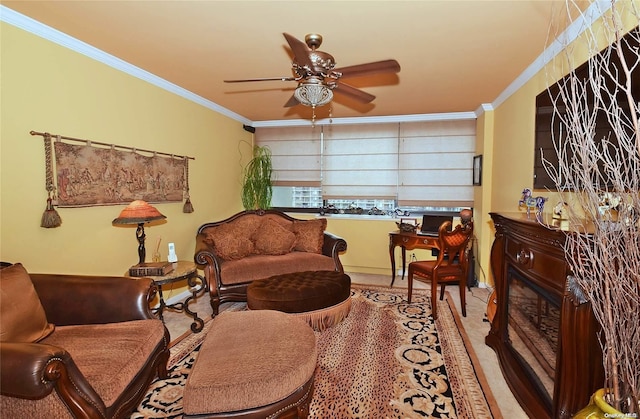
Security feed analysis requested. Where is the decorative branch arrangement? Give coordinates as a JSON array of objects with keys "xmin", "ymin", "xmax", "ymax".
[
  {"xmin": 543, "ymin": 1, "xmax": 639, "ymax": 414},
  {"xmin": 32, "ymin": 131, "xmax": 196, "ymax": 227}
]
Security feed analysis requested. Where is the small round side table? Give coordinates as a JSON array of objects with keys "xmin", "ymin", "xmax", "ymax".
[{"xmin": 147, "ymin": 261, "xmax": 208, "ymax": 333}]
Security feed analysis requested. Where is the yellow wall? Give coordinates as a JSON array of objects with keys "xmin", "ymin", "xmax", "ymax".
[
  {"xmin": 0, "ymin": 22, "xmax": 249, "ymax": 276},
  {"xmin": 473, "ymin": 110, "xmax": 495, "ymax": 285},
  {"xmin": 269, "ymin": 215, "xmax": 443, "ymax": 291},
  {"xmin": 0, "ymin": 17, "xmax": 483, "ymax": 287},
  {"xmin": 491, "ymin": 80, "xmax": 542, "ymax": 212},
  {"xmin": 3, "ymin": 5, "xmax": 636, "ymax": 289},
  {"xmin": 305, "ymin": 216, "xmax": 418, "ymax": 277},
  {"xmin": 489, "ymin": 4, "xmax": 640, "ymax": 214},
  {"xmin": 485, "ymin": 4, "xmax": 639, "ymax": 285}
]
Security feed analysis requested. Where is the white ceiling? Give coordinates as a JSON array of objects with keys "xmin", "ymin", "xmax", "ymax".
[{"xmin": 2, "ymin": 1, "xmax": 591, "ymax": 124}]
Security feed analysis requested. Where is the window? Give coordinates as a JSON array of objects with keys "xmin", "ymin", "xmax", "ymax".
[
  {"xmin": 398, "ymin": 120, "xmax": 475, "ymax": 207},
  {"xmin": 273, "ymin": 186, "xmax": 322, "ymax": 208},
  {"xmin": 258, "ymin": 119, "xmax": 476, "ymax": 214},
  {"xmin": 255, "ymin": 125, "xmax": 321, "ymax": 188},
  {"xmin": 323, "ymin": 123, "xmax": 399, "ymax": 200}
]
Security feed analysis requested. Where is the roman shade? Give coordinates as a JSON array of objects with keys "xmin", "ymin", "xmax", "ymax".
[
  {"xmin": 256, "ymin": 119, "xmax": 476, "ymax": 207},
  {"xmin": 254, "ymin": 125, "xmax": 321, "ymax": 187}
]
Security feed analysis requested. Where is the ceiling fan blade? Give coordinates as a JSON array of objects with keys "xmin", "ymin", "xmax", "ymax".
[
  {"xmin": 284, "ymin": 95, "xmax": 299, "ymax": 107},
  {"xmin": 224, "ymin": 77, "xmax": 296, "ymax": 83},
  {"xmin": 283, "ymin": 33, "xmax": 314, "ymax": 69},
  {"xmin": 333, "ymin": 83, "xmax": 376, "ymax": 103},
  {"xmin": 333, "ymin": 59, "xmax": 401, "ymax": 79}
]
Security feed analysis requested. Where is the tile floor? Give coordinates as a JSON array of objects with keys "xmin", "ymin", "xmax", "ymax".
[{"xmin": 161, "ymin": 271, "xmax": 529, "ymax": 418}]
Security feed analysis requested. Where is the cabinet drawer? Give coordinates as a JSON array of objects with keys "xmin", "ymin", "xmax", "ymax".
[{"xmin": 505, "ymin": 235, "xmax": 567, "ymax": 294}]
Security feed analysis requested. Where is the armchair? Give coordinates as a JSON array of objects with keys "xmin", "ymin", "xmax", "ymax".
[{"xmin": 0, "ymin": 263, "xmax": 170, "ymax": 418}]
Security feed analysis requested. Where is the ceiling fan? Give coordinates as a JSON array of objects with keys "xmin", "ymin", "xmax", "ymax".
[{"xmin": 224, "ymin": 33, "xmax": 401, "ymax": 111}]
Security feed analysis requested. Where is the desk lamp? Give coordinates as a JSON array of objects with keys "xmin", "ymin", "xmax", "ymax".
[
  {"xmin": 112, "ymin": 200, "xmax": 166, "ymax": 265},
  {"xmin": 460, "ymin": 209, "xmax": 473, "ymax": 226}
]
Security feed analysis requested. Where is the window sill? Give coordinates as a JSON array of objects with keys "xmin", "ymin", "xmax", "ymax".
[{"xmin": 284, "ymin": 211, "xmax": 401, "ymax": 222}]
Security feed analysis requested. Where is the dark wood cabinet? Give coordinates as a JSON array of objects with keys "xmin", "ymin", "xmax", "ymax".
[{"xmin": 486, "ymin": 212, "xmax": 603, "ymax": 419}]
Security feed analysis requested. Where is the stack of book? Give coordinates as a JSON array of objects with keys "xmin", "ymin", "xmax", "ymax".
[{"xmin": 129, "ymin": 262, "xmax": 174, "ymax": 277}]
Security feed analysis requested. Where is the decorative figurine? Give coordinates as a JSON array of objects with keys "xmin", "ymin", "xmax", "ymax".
[
  {"xmin": 396, "ymin": 217, "xmax": 419, "ymax": 232},
  {"xmin": 553, "ymin": 201, "xmax": 568, "ymax": 220},
  {"xmin": 598, "ymin": 192, "xmax": 621, "ymax": 220},
  {"xmin": 518, "ymin": 188, "xmax": 547, "ymax": 218}
]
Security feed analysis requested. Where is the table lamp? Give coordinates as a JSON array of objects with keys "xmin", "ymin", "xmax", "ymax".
[
  {"xmin": 113, "ymin": 200, "xmax": 166, "ymax": 265},
  {"xmin": 460, "ymin": 209, "xmax": 473, "ymax": 226}
]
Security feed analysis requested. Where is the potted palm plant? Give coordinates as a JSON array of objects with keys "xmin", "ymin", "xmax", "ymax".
[
  {"xmin": 543, "ymin": 1, "xmax": 639, "ymax": 415},
  {"xmin": 241, "ymin": 145, "xmax": 273, "ymax": 210}
]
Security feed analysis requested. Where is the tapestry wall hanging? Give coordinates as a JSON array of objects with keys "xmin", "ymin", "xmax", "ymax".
[
  {"xmin": 54, "ymin": 141, "xmax": 187, "ymax": 206},
  {"xmin": 32, "ymin": 131, "xmax": 194, "ymax": 225}
]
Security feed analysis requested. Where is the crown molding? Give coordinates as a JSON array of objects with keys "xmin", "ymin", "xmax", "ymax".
[
  {"xmin": 475, "ymin": 103, "xmax": 494, "ymax": 117},
  {"xmin": 490, "ymin": 0, "xmax": 610, "ymax": 110},
  {"xmin": 0, "ymin": 5, "xmax": 252, "ymax": 126},
  {"xmin": 1, "ymin": 2, "xmax": 610, "ymax": 128},
  {"xmin": 252, "ymin": 111, "xmax": 478, "ymax": 128}
]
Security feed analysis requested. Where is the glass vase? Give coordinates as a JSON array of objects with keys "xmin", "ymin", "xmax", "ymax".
[{"xmin": 573, "ymin": 389, "xmax": 625, "ymax": 419}]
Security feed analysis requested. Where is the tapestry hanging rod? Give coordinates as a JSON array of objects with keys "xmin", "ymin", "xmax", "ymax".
[{"xmin": 30, "ymin": 130, "xmax": 195, "ymax": 161}]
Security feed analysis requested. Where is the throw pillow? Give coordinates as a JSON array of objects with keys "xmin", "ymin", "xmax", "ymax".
[
  {"xmin": 205, "ymin": 224, "xmax": 255, "ymax": 260},
  {"xmin": 292, "ymin": 218, "xmax": 327, "ymax": 253},
  {"xmin": 252, "ymin": 218, "xmax": 296, "ymax": 255},
  {"xmin": 0, "ymin": 263, "xmax": 55, "ymax": 342},
  {"xmin": 230, "ymin": 215, "xmax": 262, "ymax": 236}
]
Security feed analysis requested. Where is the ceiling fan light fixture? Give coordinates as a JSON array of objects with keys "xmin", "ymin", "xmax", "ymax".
[{"xmin": 294, "ymin": 83, "xmax": 333, "ymax": 108}]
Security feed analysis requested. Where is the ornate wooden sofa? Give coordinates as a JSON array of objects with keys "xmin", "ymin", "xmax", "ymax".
[
  {"xmin": 195, "ymin": 209, "xmax": 347, "ymax": 314},
  {"xmin": 0, "ymin": 263, "xmax": 170, "ymax": 418}
]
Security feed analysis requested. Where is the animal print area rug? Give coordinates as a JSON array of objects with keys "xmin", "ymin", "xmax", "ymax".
[{"xmin": 130, "ymin": 285, "xmax": 499, "ymax": 418}]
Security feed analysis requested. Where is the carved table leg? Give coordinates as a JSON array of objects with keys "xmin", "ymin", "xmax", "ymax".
[{"xmin": 184, "ymin": 274, "xmax": 208, "ymax": 333}]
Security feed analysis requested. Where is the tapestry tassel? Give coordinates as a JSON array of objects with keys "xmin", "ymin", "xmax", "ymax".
[
  {"xmin": 183, "ymin": 158, "xmax": 194, "ymax": 213},
  {"xmin": 183, "ymin": 197, "xmax": 194, "ymax": 213},
  {"xmin": 41, "ymin": 197, "xmax": 62, "ymax": 228},
  {"xmin": 41, "ymin": 133, "xmax": 62, "ymax": 228}
]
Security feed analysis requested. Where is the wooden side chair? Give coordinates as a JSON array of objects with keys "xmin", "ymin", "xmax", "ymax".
[{"xmin": 407, "ymin": 220, "xmax": 474, "ymax": 320}]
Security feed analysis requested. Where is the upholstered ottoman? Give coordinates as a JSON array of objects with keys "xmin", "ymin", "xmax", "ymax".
[
  {"xmin": 183, "ymin": 310, "xmax": 317, "ymax": 419},
  {"xmin": 247, "ymin": 270, "xmax": 351, "ymax": 331}
]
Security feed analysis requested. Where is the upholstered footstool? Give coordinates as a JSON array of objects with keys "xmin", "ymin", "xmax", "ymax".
[
  {"xmin": 183, "ymin": 310, "xmax": 317, "ymax": 419},
  {"xmin": 247, "ymin": 270, "xmax": 351, "ymax": 331}
]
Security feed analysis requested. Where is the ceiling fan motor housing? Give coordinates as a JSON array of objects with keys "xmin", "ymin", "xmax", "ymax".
[
  {"xmin": 309, "ymin": 51, "xmax": 335, "ymax": 74},
  {"xmin": 294, "ymin": 50, "xmax": 336, "ymax": 79}
]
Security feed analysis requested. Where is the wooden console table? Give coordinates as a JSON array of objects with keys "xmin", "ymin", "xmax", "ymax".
[
  {"xmin": 487, "ymin": 212, "xmax": 603, "ymax": 419},
  {"xmin": 388, "ymin": 231, "xmax": 438, "ymax": 286}
]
